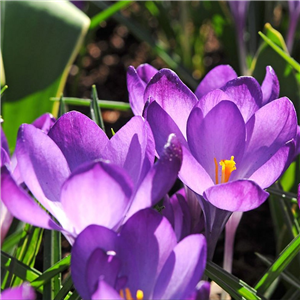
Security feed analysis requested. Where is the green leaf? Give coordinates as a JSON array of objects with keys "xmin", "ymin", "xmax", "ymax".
[
  {"xmin": 90, "ymin": 85, "xmax": 105, "ymax": 131},
  {"xmin": 205, "ymin": 261, "xmax": 264, "ymax": 300},
  {"xmin": 0, "ymin": 84, "xmax": 8, "ymax": 95},
  {"xmin": 50, "ymin": 97, "xmax": 131, "ymax": 111},
  {"xmin": 255, "ymin": 233, "xmax": 300, "ymax": 294},
  {"xmin": 31, "ymin": 255, "xmax": 70, "ymax": 289},
  {"xmin": 53, "ymin": 274, "xmax": 73, "ymax": 300},
  {"xmin": 1, "ymin": 1, "xmax": 90, "ymax": 149},
  {"xmin": 89, "ymin": 0, "xmax": 133, "ymax": 30}
]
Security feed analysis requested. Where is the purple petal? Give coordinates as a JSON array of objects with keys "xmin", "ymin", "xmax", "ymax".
[
  {"xmin": 127, "ymin": 66, "xmax": 148, "ymax": 116},
  {"xmin": 179, "ymin": 147, "xmax": 214, "ymax": 195},
  {"xmin": 119, "ymin": 209, "xmax": 177, "ymax": 299},
  {"xmin": 194, "ymin": 89, "xmax": 230, "ymax": 117},
  {"xmin": 136, "ymin": 63, "xmax": 158, "ymax": 83},
  {"xmin": 146, "ymin": 101, "xmax": 188, "ymax": 152},
  {"xmin": 102, "ymin": 116, "xmax": 155, "ymax": 186},
  {"xmin": 221, "ymin": 77, "xmax": 262, "ymax": 122},
  {"xmin": 1, "ymin": 126, "xmax": 9, "ymax": 155},
  {"xmin": 61, "ymin": 161, "xmax": 133, "ymax": 235},
  {"xmin": 125, "ymin": 134, "xmax": 182, "ymax": 220},
  {"xmin": 48, "ymin": 111, "xmax": 108, "ymax": 172},
  {"xmin": 71, "ymin": 225, "xmax": 119, "ymax": 300},
  {"xmin": 1, "ymin": 147, "xmax": 10, "ymax": 167},
  {"xmin": 249, "ymin": 144, "xmax": 292, "ymax": 189},
  {"xmin": 153, "ymin": 234, "xmax": 207, "ymax": 300},
  {"xmin": 32, "ymin": 113, "xmax": 55, "ymax": 133},
  {"xmin": 0, "ymin": 200, "xmax": 13, "ymax": 243},
  {"xmin": 203, "ymin": 180, "xmax": 269, "ymax": 212},
  {"xmin": 16, "ymin": 124, "xmax": 70, "ymax": 218},
  {"xmin": 86, "ymin": 248, "xmax": 122, "ymax": 297},
  {"xmin": 92, "ymin": 279, "xmax": 122, "ymax": 300},
  {"xmin": 240, "ymin": 97, "xmax": 297, "ymax": 180},
  {"xmin": 261, "ymin": 66, "xmax": 280, "ymax": 105},
  {"xmin": 195, "ymin": 65, "xmax": 237, "ymax": 99},
  {"xmin": 187, "ymin": 101, "xmax": 246, "ymax": 183},
  {"xmin": 144, "ymin": 69, "xmax": 198, "ymax": 136},
  {"xmin": 1, "ymin": 283, "xmax": 36, "ymax": 300},
  {"xmin": 1, "ymin": 166, "xmax": 63, "ymax": 231}
]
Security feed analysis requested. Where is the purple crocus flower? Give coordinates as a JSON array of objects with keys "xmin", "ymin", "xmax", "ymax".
[
  {"xmin": 127, "ymin": 64, "xmax": 280, "ymax": 117},
  {"xmin": 0, "ymin": 283, "xmax": 36, "ymax": 300},
  {"xmin": 137, "ymin": 66, "xmax": 297, "ymax": 257},
  {"xmin": 1, "ymin": 112, "xmax": 182, "ymax": 243},
  {"xmin": 0, "ymin": 114, "xmax": 55, "ymax": 243},
  {"xmin": 71, "ymin": 208, "xmax": 209, "ymax": 300},
  {"xmin": 286, "ymin": 1, "xmax": 300, "ymax": 53}
]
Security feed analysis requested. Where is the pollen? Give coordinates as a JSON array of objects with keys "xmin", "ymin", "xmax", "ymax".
[
  {"xmin": 119, "ymin": 288, "xmax": 144, "ymax": 300},
  {"xmin": 214, "ymin": 156, "xmax": 236, "ymax": 184}
]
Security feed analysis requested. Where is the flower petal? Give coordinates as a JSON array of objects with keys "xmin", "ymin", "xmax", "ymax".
[
  {"xmin": 32, "ymin": 113, "xmax": 55, "ymax": 133},
  {"xmin": 136, "ymin": 63, "xmax": 158, "ymax": 83},
  {"xmin": 261, "ymin": 66, "xmax": 280, "ymax": 105},
  {"xmin": 1, "ymin": 166, "xmax": 63, "ymax": 231},
  {"xmin": 91, "ymin": 279, "xmax": 122, "ymax": 300},
  {"xmin": 125, "ymin": 134, "xmax": 182, "ymax": 220},
  {"xmin": 119, "ymin": 209, "xmax": 177, "ymax": 299},
  {"xmin": 71, "ymin": 225, "xmax": 119, "ymax": 300},
  {"xmin": 15, "ymin": 124, "xmax": 70, "ymax": 219},
  {"xmin": 195, "ymin": 65, "xmax": 237, "ymax": 99},
  {"xmin": 144, "ymin": 69, "xmax": 198, "ymax": 136},
  {"xmin": 240, "ymin": 97, "xmax": 297, "ymax": 179},
  {"xmin": 153, "ymin": 234, "xmax": 207, "ymax": 300},
  {"xmin": 203, "ymin": 179, "xmax": 269, "ymax": 212},
  {"xmin": 61, "ymin": 161, "xmax": 133, "ymax": 235},
  {"xmin": 1, "ymin": 283, "xmax": 36, "ymax": 300},
  {"xmin": 221, "ymin": 76, "xmax": 262, "ymax": 122},
  {"xmin": 1, "ymin": 126, "xmax": 9, "ymax": 155},
  {"xmin": 48, "ymin": 111, "xmax": 108, "ymax": 172},
  {"xmin": 127, "ymin": 66, "xmax": 148, "ymax": 116},
  {"xmin": 102, "ymin": 116, "xmax": 154, "ymax": 186},
  {"xmin": 187, "ymin": 101, "xmax": 246, "ymax": 182}
]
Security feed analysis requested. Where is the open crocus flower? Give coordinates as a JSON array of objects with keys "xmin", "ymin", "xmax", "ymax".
[
  {"xmin": 127, "ymin": 63, "xmax": 280, "ymax": 116},
  {"xmin": 0, "ymin": 283, "xmax": 36, "ymax": 300},
  {"xmin": 1, "ymin": 112, "xmax": 182, "ymax": 243},
  {"xmin": 71, "ymin": 208, "xmax": 209, "ymax": 300},
  {"xmin": 142, "ymin": 67, "xmax": 298, "ymax": 257},
  {"xmin": 0, "ymin": 114, "xmax": 55, "ymax": 243}
]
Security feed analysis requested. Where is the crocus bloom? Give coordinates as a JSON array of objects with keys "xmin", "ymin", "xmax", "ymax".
[
  {"xmin": 0, "ymin": 114, "xmax": 55, "ymax": 243},
  {"xmin": 286, "ymin": 1, "xmax": 300, "ymax": 53},
  {"xmin": 140, "ymin": 66, "xmax": 297, "ymax": 256},
  {"xmin": 1, "ymin": 112, "xmax": 182, "ymax": 243},
  {"xmin": 0, "ymin": 283, "xmax": 36, "ymax": 300},
  {"xmin": 71, "ymin": 208, "xmax": 209, "ymax": 300},
  {"xmin": 127, "ymin": 64, "xmax": 279, "ymax": 117}
]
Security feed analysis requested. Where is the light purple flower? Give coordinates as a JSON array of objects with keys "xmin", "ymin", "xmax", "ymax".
[
  {"xmin": 1, "ymin": 112, "xmax": 182, "ymax": 243},
  {"xmin": 127, "ymin": 64, "xmax": 280, "ymax": 117},
  {"xmin": 0, "ymin": 114, "xmax": 55, "ymax": 243},
  {"xmin": 286, "ymin": 1, "xmax": 300, "ymax": 52},
  {"xmin": 141, "ymin": 67, "xmax": 297, "ymax": 257},
  {"xmin": 71, "ymin": 208, "xmax": 208, "ymax": 300},
  {"xmin": 0, "ymin": 283, "xmax": 36, "ymax": 300}
]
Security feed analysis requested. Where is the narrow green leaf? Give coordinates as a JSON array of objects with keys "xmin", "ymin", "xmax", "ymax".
[
  {"xmin": 58, "ymin": 94, "xmax": 66, "ymax": 117},
  {"xmin": 1, "ymin": 227, "xmax": 26, "ymax": 253},
  {"xmin": 205, "ymin": 261, "xmax": 264, "ymax": 300},
  {"xmin": 0, "ymin": 84, "xmax": 8, "ymax": 95},
  {"xmin": 90, "ymin": 85, "xmax": 105, "ymax": 131},
  {"xmin": 89, "ymin": 0, "xmax": 133, "ymax": 30},
  {"xmin": 255, "ymin": 252, "xmax": 300, "ymax": 290},
  {"xmin": 1, "ymin": 251, "xmax": 42, "ymax": 292},
  {"xmin": 67, "ymin": 289, "xmax": 80, "ymax": 300},
  {"xmin": 31, "ymin": 255, "xmax": 70, "ymax": 289},
  {"xmin": 43, "ymin": 230, "xmax": 61, "ymax": 300},
  {"xmin": 258, "ymin": 31, "xmax": 300, "ymax": 73},
  {"xmin": 50, "ymin": 97, "xmax": 131, "ymax": 111},
  {"xmin": 53, "ymin": 274, "xmax": 73, "ymax": 300},
  {"xmin": 266, "ymin": 186, "xmax": 297, "ymax": 204},
  {"xmin": 255, "ymin": 233, "xmax": 300, "ymax": 294}
]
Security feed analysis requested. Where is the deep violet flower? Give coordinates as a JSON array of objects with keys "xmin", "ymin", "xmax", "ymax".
[
  {"xmin": 134, "ymin": 66, "xmax": 297, "ymax": 257},
  {"xmin": 0, "ymin": 114, "xmax": 55, "ymax": 243},
  {"xmin": 71, "ymin": 208, "xmax": 209, "ymax": 300},
  {"xmin": 1, "ymin": 112, "xmax": 182, "ymax": 244},
  {"xmin": 127, "ymin": 64, "xmax": 280, "ymax": 116},
  {"xmin": 0, "ymin": 283, "xmax": 36, "ymax": 300}
]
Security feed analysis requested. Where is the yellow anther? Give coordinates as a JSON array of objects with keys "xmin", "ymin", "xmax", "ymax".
[
  {"xmin": 219, "ymin": 156, "xmax": 236, "ymax": 183},
  {"xmin": 125, "ymin": 288, "xmax": 133, "ymax": 300},
  {"xmin": 214, "ymin": 157, "xmax": 219, "ymax": 184},
  {"xmin": 136, "ymin": 290, "xmax": 144, "ymax": 300},
  {"xmin": 120, "ymin": 290, "xmax": 125, "ymax": 299}
]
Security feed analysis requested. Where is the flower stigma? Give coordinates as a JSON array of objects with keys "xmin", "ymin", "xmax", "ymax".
[
  {"xmin": 119, "ymin": 288, "xmax": 144, "ymax": 300},
  {"xmin": 214, "ymin": 156, "xmax": 236, "ymax": 184}
]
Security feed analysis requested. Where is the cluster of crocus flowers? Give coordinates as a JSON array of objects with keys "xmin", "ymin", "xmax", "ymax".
[{"xmin": 127, "ymin": 63, "xmax": 299, "ymax": 256}]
